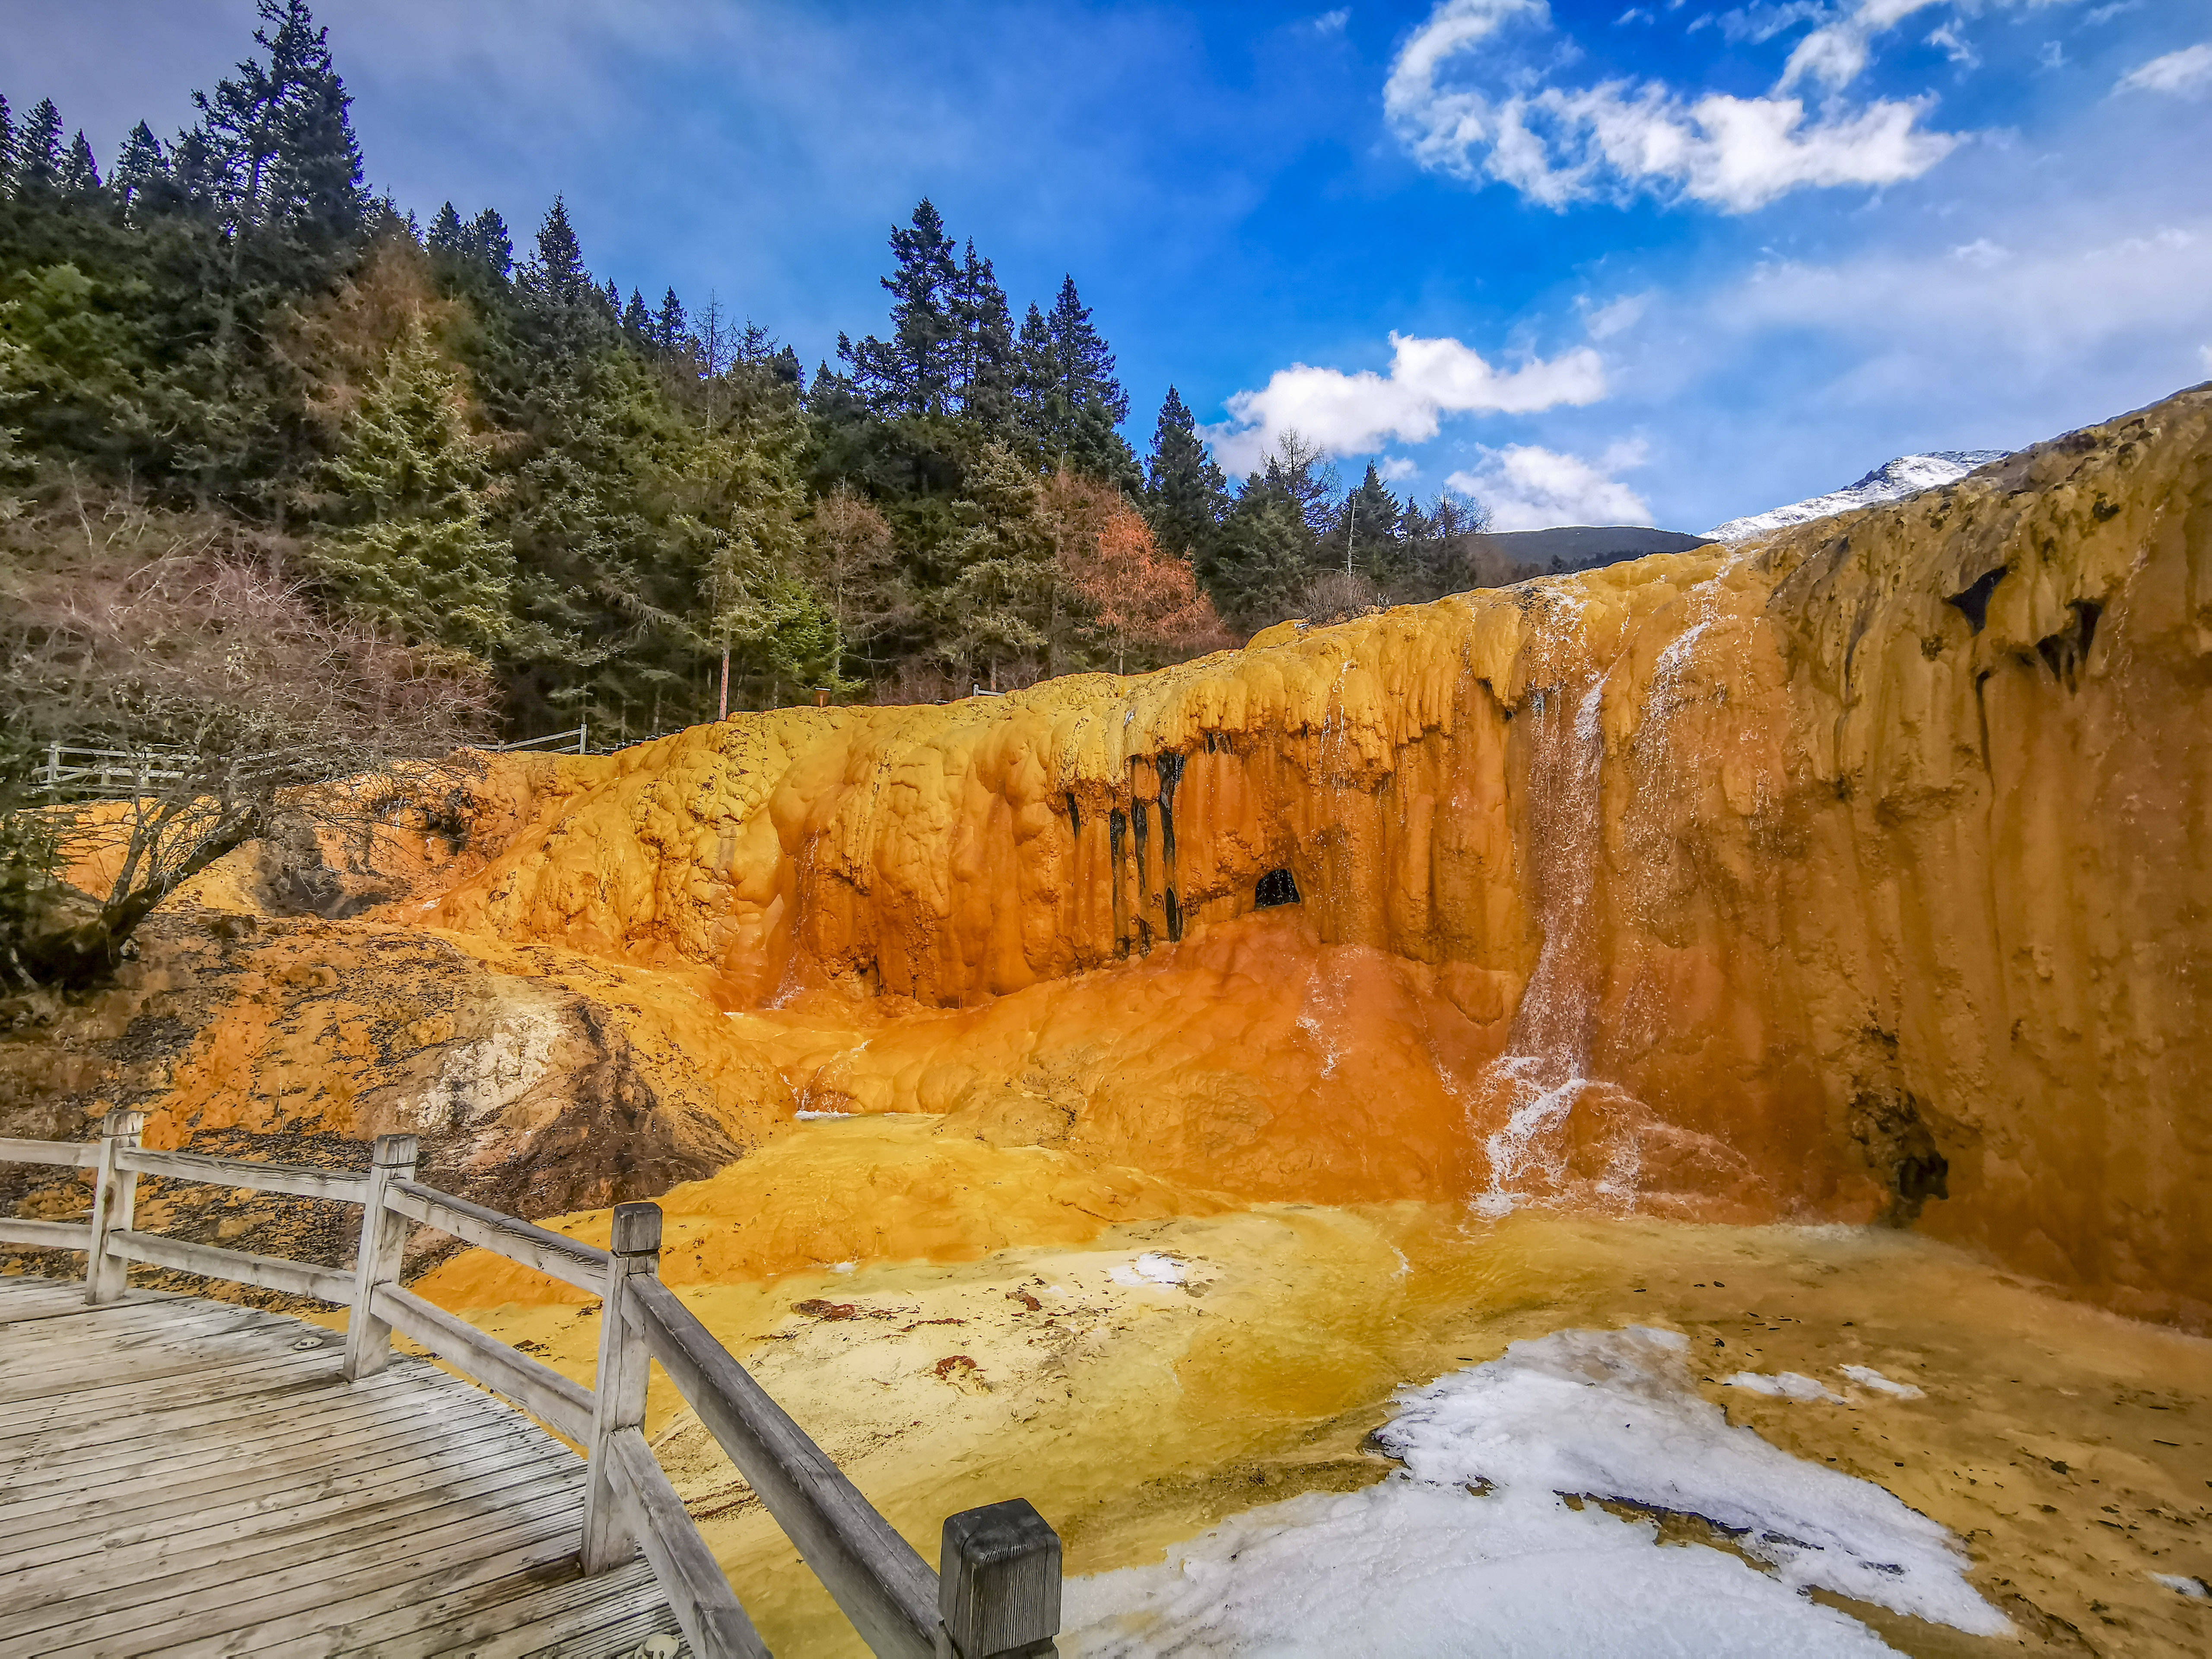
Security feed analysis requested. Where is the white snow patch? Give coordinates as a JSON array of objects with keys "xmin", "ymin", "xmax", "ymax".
[
  {"xmin": 1709, "ymin": 451, "xmax": 2008, "ymax": 543},
  {"xmin": 1840, "ymin": 1365, "xmax": 1925, "ymax": 1400},
  {"xmin": 795, "ymin": 1109, "xmax": 856, "ymax": 1121},
  {"xmin": 420, "ymin": 899, "xmax": 439, "ymax": 910},
  {"xmin": 1726, "ymin": 1370, "xmax": 1845, "ymax": 1402},
  {"xmin": 828, "ymin": 1260, "xmax": 856, "ymax": 1275},
  {"xmin": 1109, "ymin": 1253, "xmax": 1188, "ymax": 1289},
  {"xmin": 2152, "ymin": 1572, "xmax": 2209, "ymax": 1600},
  {"xmin": 1063, "ymin": 1326, "xmax": 2009, "ymax": 1656}
]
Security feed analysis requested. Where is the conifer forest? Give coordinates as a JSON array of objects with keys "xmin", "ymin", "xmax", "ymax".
[{"xmin": 0, "ymin": 1, "xmax": 1499, "ymax": 756}]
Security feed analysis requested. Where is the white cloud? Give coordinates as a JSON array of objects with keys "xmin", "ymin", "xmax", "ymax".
[
  {"xmin": 1312, "ymin": 8, "xmax": 1352, "ymax": 33},
  {"xmin": 1927, "ymin": 22, "xmax": 1977, "ymax": 68},
  {"xmin": 2116, "ymin": 44, "xmax": 2212, "ymax": 97},
  {"xmin": 1715, "ymin": 222, "xmax": 2212, "ymax": 388},
  {"xmin": 1206, "ymin": 333, "xmax": 1607, "ymax": 470},
  {"xmin": 1583, "ymin": 292, "xmax": 1650, "ymax": 338},
  {"xmin": 1379, "ymin": 455, "xmax": 1420, "ymax": 481},
  {"xmin": 1447, "ymin": 440, "xmax": 1654, "ymax": 530},
  {"xmin": 1777, "ymin": 1, "xmax": 1945, "ymax": 94},
  {"xmin": 1384, "ymin": 0, "xmax": 1959, "ymax": 212}
]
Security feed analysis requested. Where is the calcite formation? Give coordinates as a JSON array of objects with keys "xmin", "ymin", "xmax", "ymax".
[
  {"xmin": 413, "ymin": 387, "xmax": 2209, "ymax": 1325},
  {"xmin": 16, "ymin": 386, "xmax": 2204, "ymax": 1329}
]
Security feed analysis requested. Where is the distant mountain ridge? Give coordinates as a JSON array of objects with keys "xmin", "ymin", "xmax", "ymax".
[
  {"xmin": 1452, "ymin": 525, "xmax": 1713, "ymax": 588},
  {"xmin": 1709, "ymin": 451, "xmax": 2010, "ymax": 543}
]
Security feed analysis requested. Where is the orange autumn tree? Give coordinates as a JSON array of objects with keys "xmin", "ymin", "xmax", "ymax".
[{"xmin": 1051, "ymin": 480, "xmax": 1230, "ymax": 674}]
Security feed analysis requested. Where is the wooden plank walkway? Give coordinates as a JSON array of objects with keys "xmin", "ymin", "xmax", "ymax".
[{"xmin": 0, "ymin": 1276, "xmax": 689, "ymax": 1659}]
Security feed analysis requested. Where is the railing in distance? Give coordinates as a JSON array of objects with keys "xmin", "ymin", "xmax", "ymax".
[{"xmin": 0, "ymin": 1116, "xmax": 1063, "ymax": 1659}]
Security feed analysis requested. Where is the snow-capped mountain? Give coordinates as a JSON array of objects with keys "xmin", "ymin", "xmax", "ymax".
[{"xmin": 1708, "ymin": 451, "xmax": 2009, "ymax": 543}]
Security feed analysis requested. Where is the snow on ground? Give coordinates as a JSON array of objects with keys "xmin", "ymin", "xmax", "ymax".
[
  {"xmin": 1841, "ymin": 1365, "xmax": 1925, "ymax": 1399},
  {"xmin": 1725, "ymin": 1369, "xmax": 1843, "ymax": 1402},
  {"xmin": 1063, "ymin": 1326, "xmax": 2008, "ymax": 1657}
]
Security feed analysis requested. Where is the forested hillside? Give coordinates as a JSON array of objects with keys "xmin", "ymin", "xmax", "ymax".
[{"xmin": 0, "ymin": 0, "xmax": 1500, "ymax": 750}]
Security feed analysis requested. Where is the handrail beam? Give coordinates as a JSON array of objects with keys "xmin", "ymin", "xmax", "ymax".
[
  {"xmin": 0, "ymin": 1138, "xmax": 102, "ymax": 1170},
  {"xmin": 105, "ymin": 1229, "xmax": 356, "ymax": 1303},
  {"xmin": 0, "ymin": 1218, "xmax": 95, "ymax": 1252},
  {"xmin": 606, "ymin": 1427, "xmax": 770, "ymax": 1659},
  {"xmin": 371, "ymin": 1282, "xmax": 595, "ymax": 1443},
  {"xmin": 630, "ymin": 1275, "xmax": 940, "ymax": 1659},
  {"xmin": 115, "ymin": 1146, "xmax": 371, "ymax": 1204},
  {"xmin": 384, "ymin": 1179, "xmax": 610, "ymax": 1294}
]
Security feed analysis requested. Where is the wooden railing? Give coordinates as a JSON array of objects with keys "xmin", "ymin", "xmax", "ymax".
[
  {"xmin": 29, "ymin": 742, "xmax": 193, "ymax": 800},
  {"xmin": 1, "ymin": 1112, "xmax": 1061, "ymax": 1659}
]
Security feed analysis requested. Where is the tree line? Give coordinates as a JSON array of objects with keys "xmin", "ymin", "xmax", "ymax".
[{"xmin": 2, "ymin": 2, "xmax": 1507, "ymax": 743}]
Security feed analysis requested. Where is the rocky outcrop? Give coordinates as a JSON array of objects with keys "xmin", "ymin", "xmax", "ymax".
[
  {"xmin": 414, "ymin": 386, "xmax": 2209, "ymax": 1324},
  {"xmin": 12, "ymin": 386, "xmax": 2205, "ymax": 1327}
]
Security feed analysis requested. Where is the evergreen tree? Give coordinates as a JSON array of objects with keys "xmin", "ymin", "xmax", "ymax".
[
  {"xmin": 190, "ymin": 0, "xmax": 365, "ymax": 243},
  {"xmin": 1211, "ymin": 486, "xmax": 1317, "ymax": 630},
  {"xmin": 309, "ymin": 326, "xmax": 512, "ymax": 662},
  {"xmin": 1333, "ymin": 463, "xmax": 1405, "ymax": 579},
  {"xmin": 841, "ymin": 198, "xmax": 960, "ymax": 417},
  {"xmin": 601, "ymin": 276, "xmax": 621, "ymax": 317},
  {"xmin": 950, "ymin": 238, "xmax": 1016, "ymax": 430},
  {"xmin": 426, "ymin": 201, "xmax": 466, "ymax": 257},
  {"xmin": 936, "ymin": 441, "xmax": 1062, "ymax": 688},
  {"xmin": 655, "ymin": 287, "xmax": 687, "ymax": 354},
  {"xmin": 465, "ymin": 208, "xmax": 512, "ymax": 277},
  {"xmin": 1144, "ymin": 386, "xmax": 1230, "ymax": 568},
  {"xmin": 523, "ymin": 197, "xmax": 590, "ymax": 304},
  {"xmin": 14, "ymin": 100, "xmax": 63, "ymax": 196},
  {"xmin": 58, "ymin": 133, "xmax": 101, "ymax": 201},
  {"xmin": 622, "ymin": 287, "xmax": 651, "ymax": 340},
  {"xmin": 110, "ymin": 124, "xmax": 167, "ymax": 219},
  {"xmin": 0, "ymin": 96, "xmax": 14, "ymax": 194},
  {"xmin": 1017, "ymin": 276, "xmax": 1136, "ymax": 483}
]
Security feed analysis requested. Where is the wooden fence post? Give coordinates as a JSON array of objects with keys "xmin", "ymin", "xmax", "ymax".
[
  {"xmin": 937, "ymin": 1498, "xmax": 1061, "ymax": 1659},
  {"xmin": 582, "ymin": 1201, "xmax": 661, "ymax": 1573},
  {"xmin": 84, "ymin": 1109, "xmax": 146, "ymax": 1305},
  {"xmin": 343, "ymin": 1133, "xmax": 418, "ymax": 1381}
]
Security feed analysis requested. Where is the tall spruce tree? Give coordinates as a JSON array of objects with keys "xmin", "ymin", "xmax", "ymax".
[
  {"xmin": 950, "ymin": 239, "xmax": 1017, "ymax": 430},
  {"xmin": 426, "ymin": 201, "xmax": 466, "ymax": 256},
  {"xmin": 110, "ymin": 124, "xmax": 166, "ymax": 219},
  {"xmin": 310, "ymin": 326, "xmax": 512, "ymax": 662},
  {"xmin": 465, "ymin": 208, "xmax": 512, "ymax": 277},
  {"xmin": 840, "ymin": 198, "xmax": 960, "ymax": 417},
  {"xmin": 58, "ymin": 134, "xmax": 101, "ymax": 201},
  {"xmin": 14, "ymin": 100, "xmax": 63, "ymax": 196},
  {"xmin": 1144, "ymin": 386, "xmax": 1230, "ymax": 569},
  {"xmin": 655, "ymin": 287, "xmax": 687, "ymax": 355},
  {"xmin": 1017, "ymin": 276, "xmax": 1136, "ymax": 484},
  {"xmin": 0, "ymin": 97, "xmax": 15, "ymax": 193},
  {"xmin": 189, "ymin": 0, "xmax": 365, "ymax": 244}
]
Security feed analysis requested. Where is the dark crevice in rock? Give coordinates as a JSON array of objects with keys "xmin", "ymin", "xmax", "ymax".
[{"xmin": 1946, "ymin": 566, "xmax": 2007, "ymax": 635}]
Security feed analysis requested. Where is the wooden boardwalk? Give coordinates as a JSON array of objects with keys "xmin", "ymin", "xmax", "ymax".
[{"xmin": 0, "ymin": 1276, "xmax": 686, "ymax": 1659}]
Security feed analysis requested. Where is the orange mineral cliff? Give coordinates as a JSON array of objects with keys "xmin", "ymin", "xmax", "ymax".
[{"xmin": 13, "ymin": 384, "xmax": 2208, "ymax": 1328}]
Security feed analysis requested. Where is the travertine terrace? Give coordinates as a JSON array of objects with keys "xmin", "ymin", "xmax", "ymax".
[{"xmin": 10, "ymin": 387, "xmax": 2208, "ymax": 1330}]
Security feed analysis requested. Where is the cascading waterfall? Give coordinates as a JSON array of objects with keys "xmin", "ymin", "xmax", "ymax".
[{"xmin": 1471, "ymin": 677, "xmax": 1622, "ymax": 1217}]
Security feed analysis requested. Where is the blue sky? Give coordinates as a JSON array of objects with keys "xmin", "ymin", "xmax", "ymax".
[{"xmin": 10, "ymin": 0, "xmax": 2211, "ymax": 530}]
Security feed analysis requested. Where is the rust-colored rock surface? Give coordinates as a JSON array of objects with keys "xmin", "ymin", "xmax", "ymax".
[{"xmin": 11, "ymin": 385, "xmax": 2206, "ymax": 1327}]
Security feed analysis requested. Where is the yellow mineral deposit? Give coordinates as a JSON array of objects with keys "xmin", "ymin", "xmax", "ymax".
[{"xmin": 94, "ymin": 388, "xmax": 2212, "ymax": 1655}]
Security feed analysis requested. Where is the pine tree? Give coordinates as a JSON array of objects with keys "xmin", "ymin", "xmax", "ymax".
[
  {"xmin": 1144, "ymin": 387, "xmax": 1230, "ymax": 568},
  {"xmin": 309, "ymin": 326, "xmax": 512, "ymax": 662},
  {"xmin": 426, "ymin": 201, "xmax": 466, "ymax": 256},
  {"xmin": 841, "ymin": 198, "xmax": 960, "ymax": 417},
  {"xmin": 950, "ymin": 239, "xmax": 1016, "ymax": 429},
  {"xmin": 110, "ymin": 124, "xmax": 167, "ymax": 219},
  {"xmin": 655, "ymin": 287, "xmax": 687, "ymax": 355},
  {"xmin": 261, "ymin": 2, "xmax": 366, "ymax": 243},
  {"xmin": 1040, "ymin": 276, "xmax": 1126, "ymax": 422},
  {"xmin": 622, "ymin": 288, "xmax": 651, "ymax": 340},
  {"xmin": 1016, "ymin": 276, "xmax": 1135, "ymax": 482},
  {"xmin": 465, "ymin": 208, "xmax": 513, "ymax": 277},
  {"xmin": 936, "ymin": 441, "xmax": 1063, "ymax": 688},
  {"xmin": 189, "ymin": 0, "xmax": 363, "ymax": 241},
  {"xmin": 58, "ymin": 133, "xmax": 101, "ymax": 201},
  {"xmin": 0, "ymin": 96, "xmax": 16, "ymax": 195},
  {"xmin": 601, "ymin": 276, "xmax": 621, "ymax": 317},
  {"xmin": 1335, "ymin": 463, "xmax": 1405, "ymax": 578},
  {"xmin": 521, "ymin": 196, "xmax": 592, "ymax": 308},
  {"xmin": 14, "ymin": 100, "xmax": 63, "ymax": 196}
]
